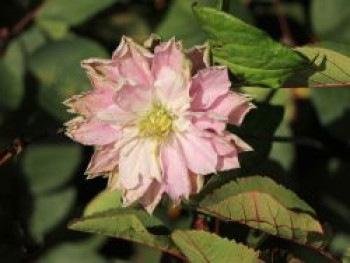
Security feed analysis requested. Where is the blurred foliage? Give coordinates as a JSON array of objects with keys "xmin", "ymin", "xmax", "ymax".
[{"xmin": 0, "ymin": 0, "xmax": 350, "ymax": 262}]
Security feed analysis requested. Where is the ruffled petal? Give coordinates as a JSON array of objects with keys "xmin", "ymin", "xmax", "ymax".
[
  {"xmin": 160, "ymin": 135, "xmax": 191, "ymax": 202},
  {"xmin": 64, "ymin": 86, "xmax": 115, "ymax": 117},
  {"xmin": 139, "ymin": 181, "xmax": 164, "ymax": 214},
  {"xmin": 65, "ymin": 117, "xmax": 120, "ymax": 146},
  {"xmin": 123, "ymin": 176, "xmax": 153, "ymax": 206},
  {"xmin": 114, "ymin": 84, "xmax": 152, "ymax": 113},
  {"xmin": 118, "ymin": 138, "xmax": 143, "ymax": 190},
  {"xmin": 112, "ymin": 36, "xmax": 154, "ymax": 87},
  {"xmin": 186, "ymin": 43, "xmax": 210, "ymax": 75},
  {"xmin": 154, "ymin": 67, "xmax": 190, "ymax": 112},
  {"xmin": 176, "ymin": 131, "xmax": 218, "ymax": 175},
  {"xmin": 86, "ymin": 144, "xmax": 120, "ymax": 175},
  {"xmin": 190, "ymin": 67, "xmax": 231, "ymax": 111},
  {"xmin": 152, "ymin": 38, "xmax": 188, "ymax": 80},
  {"xmin": 81, "ymin": 58, "xmax": 120, "ymax": 85},
  {"xmin": 96, "ymin": 105, "xmax": 137, "ymax": 125}
]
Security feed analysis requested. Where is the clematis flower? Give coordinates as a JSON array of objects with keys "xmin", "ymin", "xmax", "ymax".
[{"xmin": 64, "ymin": 36, "xmax": 255, "ymax": 213}]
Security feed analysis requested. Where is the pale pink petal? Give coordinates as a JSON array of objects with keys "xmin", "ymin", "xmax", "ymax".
[
  {"xmin": 112, "ymin": 36, "xmax": 154, "ymax": 87},
  {"xmin": 186, "ymin": 43, "xmax": 210, "ymax": 75},
  {"xmin": 139, "ymin": 139, "xmax": 161, "ymax": 181},
  {"xmin": 139, "ymin": 181, "xmax": 164, "ymax": 213},
  {"xmin": 114, "ymin": 84, "xmax": 152, "ymax": 113},
  {"xmin": 65, "ymin": 117, "xmax": 120, "ymax": 146},
  {"xmin": 176, "ymin": 132, "xmax": 218, "ymax": 175},
  {"xmin": 81, "ymin": 58, "xmax": 120, "ymax": 84},
  {"xmin": 154, "ymin": 67, "xmax": 190, "ymax": 112},
  {"xmin": 64, "ymin": 87, "xmax": 115, "ymax": 117},
  {"xmin": 123, "ymin": 177, "xmax": 153, "ymax": 206},
  {"xmin": 86, "ymin": 145, "xmax": 119, "ymax": 175},
  {"xmin": 160, "ymin": 135, "xmax": 191, "ymax": 202},
  {"xmin": 217, "ymin": 152, "xmax": 240, "ymax": 171},
  {"xmin": 190, "ymin": 67, "xmax": 231, "ymax": 111},
  {"xmin": 227, "ymin": 95, "xmax": 255, "ymax": 126},
  {"xmin": 152, "ymin": 39, "xmax": 184, "ymax": 79},
  {"xmin": 97, "ymin": 105, "xmax": 137, "ymax": 125},
  {"xmin": 229, "ymin": 133, "xmax": 253, "ymax": 152},
  {"xmin": 191, "ymin": 114, "xmax": 226, "ymax": 134},
  {"xmin": 118, "ymin": 139, "xmax": 144, "ymax": 190},
  {"xmin": 210, "ymin": 135, "xmax": 237, "ymax": 156}
]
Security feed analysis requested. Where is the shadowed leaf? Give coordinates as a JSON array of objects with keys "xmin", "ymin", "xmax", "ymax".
[
  {"xmin": 198, "ymin": 176, "xmax": 326, "ymax": 248},
  {"xmin": 172, "ymin": 230, "xmax": 260, "ymax": 263},
  {"xmin": 69, "ymin": 208, "xmax": 181, "ymax": 258}
]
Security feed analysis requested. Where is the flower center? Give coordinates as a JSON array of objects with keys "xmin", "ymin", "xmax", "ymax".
[{"xmin": 138, "ymin": 102, "xmax": 173, "ymax": 138}]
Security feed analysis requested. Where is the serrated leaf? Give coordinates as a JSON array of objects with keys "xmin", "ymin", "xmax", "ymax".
[
  {"xmin": 172, "ymin": 230, "xmax": 259, "ymax": 263},
  {"xmin": 296, "ymin": 44, "xmax": 350, "ymax": 129},
  {"xmin": 69, "ymin": 208, "xmax": 180, "ymax": 258},
  {"xmin": 29, "ymin": 37, "xmax": 107, "ymax": 120},
  {"xmin": 83, "ymin": 190, "xmax": 122, "ymax": 217},
  {"xmin": 0, "ymin": 40, "xmax": 25, "ymax": 110},
  {"xmin": 23, "ymin": 144, "xmax": 82, "ymax": 195},
  {"xmin": 194, "ymin": 7, "xmax": 307, "ymax": 88},
  {"xmin": 31, "ymin": 187, "xmax": 76, "ymax": 240},
  {"xmin": 37, "ymin": 0, "xmax": 118, "ymax": 38},
  {"xmin": 198, "ymin": 176, "xmax": 325, "ymax": 248}
]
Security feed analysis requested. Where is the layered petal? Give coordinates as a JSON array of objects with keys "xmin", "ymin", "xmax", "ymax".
[
  {"xmin": 139, "ymin": 181, "xmax": 164, "ymax": 213},
  {"xmin": 161, "ymin": 135, "xmax": 191, "ymax": 202},
  {"xmin": 64, "ymin": 86, "xmax": 115, "ymax": 117},
  {"xmin": 112, "ymin": 36, "xmax": 154, "ymax": 87},
  {"xmin": 154, "ymin": 67, "xmax": 190, "ymax": 112},
  {"xmin": 118, "ymin": 138, "xmax": 143, "ymax": 190},
  {"xmin": 113, "ymin": 84, "xmax": 152, "ymax": 113},
  {"xmin": 123, "ymin": 176, "xmax": 153, "ymax": 206},
  {"xmin": 86, "ymin": 144, "xmax": 120, "ymax": 175},
  {"xmin": 152, "ymin": 38, "xmax": 188, "ymax": 80},
  {"xmin": 190, "ymin": 67, "xmax": 231, "ymax": 111},
  {"xmin": 64, "ymin": 36, "xmax": 255, "ymax": 214},
  {"xmin": 177, "ymin": 131, "xmax": 218, "ymax": 175},
  {"xmin": 186, "ymin": 43, "xmax": 210, "ymax": 75},
  {"xmin": 65, "ymin": 117, "xmax": 120, "ymax": 146}
]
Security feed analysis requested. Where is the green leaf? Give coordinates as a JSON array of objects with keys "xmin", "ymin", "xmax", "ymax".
[
  {"xmin": 198, "ymin": 176, "xmax": 325, "ymax": 248},
  {"xmin": 69, "ymin": 208, "xmax": 180, "ymax": 257},
  {"xmin": 194, "ymin": 6, "xmax": 307, "ymax": 88},
  {"xmin": 29, "ymin": 37, "xmax": 108, "ymax": 120},
  {"xmin": 312, "ymin": 0, "xmax": 350, "ymax": 45},
  {"xmin": 296, "ymin": 44, "xmax": 350, "ymax": 129},
  {"xmin": 172, "ymin": 230, "xmax": 260, "ymax": 263},
  {"xmin": 83, "ymin": 190, "xmax": 123, "ymax": 217},
  {"xmin": 18, "ymin": 25, "xmax": 47, "ymax": 54},
  {"xmin": 39, "ymin": 238, "xmax": 105, "ymax": 263},
  {"xmin": 156, "ymin": 0, "xmax": 207, "ymax": 48},
  {"xmin": 0, "ymin": 40, "xmax": 25, "ymax": 110},
  {"xmin": 23, "ymin": 144, "xmax": 82, "ymax": 195},
  {"xmin": 31, "ymin": 187, "xmax": 76, "ymax": 240},
  {"xmin": 37, "ymin": 0, "xmax": 118, "ymax": 38}
]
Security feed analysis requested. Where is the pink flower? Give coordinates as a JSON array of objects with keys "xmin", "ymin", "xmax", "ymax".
[{"xmin": 65, "ymin": 36, "xmax": 255, "ymax": 213}]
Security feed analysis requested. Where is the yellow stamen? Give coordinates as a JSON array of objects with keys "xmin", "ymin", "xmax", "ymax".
[{"xmin": 138, "ymin": 102, "xmax": 173, "ymax": 139}]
